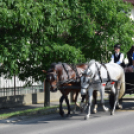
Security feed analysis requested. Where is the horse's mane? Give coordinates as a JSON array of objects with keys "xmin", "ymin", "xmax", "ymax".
[
  {"xmin": 47, "ymin": 62, "xmax": 57, "ymax": 72},
  {"xmin": 88, "ymin": 59, "xmax": 96, "ymax": 67},
  {"xmin": 48, "ymin": 62, "xmax": 89, "ymax": 72},
  {"xmin": 81, "ymin": 60, "xmax": 95, "ymax": 75},
  {"xmin": 51, "ymin": 62, "xmax": 57, "ymax": 68},
  {"xmin": 48, "ymin": 62, "xmax": 65, "ymax": 72}
]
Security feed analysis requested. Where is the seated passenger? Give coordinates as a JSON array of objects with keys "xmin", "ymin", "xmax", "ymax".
[
  {"xmin": 127, "ymin": 45, "xmax": 134, "ymax": 66},
  {"xmin": 124, "ymin": 46, "xmax": 134, "ymax": 72}
]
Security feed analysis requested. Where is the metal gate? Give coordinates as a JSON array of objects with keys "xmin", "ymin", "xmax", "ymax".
[{"xmin": 0, "ymin": 75, "xmax": 43, "ymax": 97}]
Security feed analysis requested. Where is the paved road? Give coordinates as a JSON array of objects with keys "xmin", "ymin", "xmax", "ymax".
[{"xmin": 0, "ymin": 101, "xmax": 134, "ymax": 134}]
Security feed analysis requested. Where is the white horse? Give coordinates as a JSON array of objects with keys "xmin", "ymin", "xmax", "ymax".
[{"xmin": 80, "ymin": 60, "xmax": 125, "ymax": 119}]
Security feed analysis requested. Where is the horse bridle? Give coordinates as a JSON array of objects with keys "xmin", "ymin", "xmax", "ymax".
[
  {"xmin": 46, "ymin": 70, "xmax": 59, "ymax": 90},
  {"xmin": 82, "ymin": 62, "xmax": 105, "ymax": 85}
]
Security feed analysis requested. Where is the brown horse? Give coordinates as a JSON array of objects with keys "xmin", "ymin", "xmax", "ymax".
[{"xmin": 43, "ymin": 62, "xmax": 97, "ymax": 116}]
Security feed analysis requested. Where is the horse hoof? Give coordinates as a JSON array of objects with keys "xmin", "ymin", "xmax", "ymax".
[
  {"xmin": 110, "ymin": 112, "xmax": 114, "ymax": 115},
  {"xmin": 59, "ymin": 111, "xmax": 64, "ymax": 117},
  {"xmin": 119, "ymin": 105, "xmax": 123, "ymax": 109},
  {"xmin": 80, "ymin": 108, "xmax": 84, "ymax": 113},
  {"xmin": 73, "ymin": 110, "xmax": 75, "ymax": 114},
  {"xmin": 66, "ymin": 114, "xmax": 71, "ymax": 117},
  {"xmin": 93, "ymin": 109, "xmax": 97, "ymax": 114},
  {"xmin": 116, "ymin": 104, "xmax": 123, "ymax": 109},
  {"xmin": 104, "ymin": 108, "xmax": 109, "ymax": 112},
  {"xmin": 84, "ymin": 115, "xmax": 89, "ymax": 120}
]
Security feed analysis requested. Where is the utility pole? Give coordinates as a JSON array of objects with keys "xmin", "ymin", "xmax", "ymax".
[{"xmin": 44, "ymin": 79, "xmax": 50, "ymax": 107}]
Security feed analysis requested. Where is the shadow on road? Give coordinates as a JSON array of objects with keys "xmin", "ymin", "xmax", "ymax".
[{"xmin": 0, "ymin": 100, "xmax": 134, "ymax": 125}]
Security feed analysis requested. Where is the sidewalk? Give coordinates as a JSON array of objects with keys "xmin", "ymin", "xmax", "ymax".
[
  {"xmin": 0, "ymin": 94, "xmax": 109, "ymax": 115},
  {"xmin": 1, "ymin": 94, "xmax": 132, "ymax": 115}
]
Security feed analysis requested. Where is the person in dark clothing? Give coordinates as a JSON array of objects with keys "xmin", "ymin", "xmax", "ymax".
[
  {"xmin": 127, "ymin": 45, "xmax": 134, "ymax": 66},
  {"xmin": 124, "ymin": 45, "xmax": 134, "ymax": 72},
  {"xmin": 110, "ymin": 44, "xmax": 124, "ymax": 66}
]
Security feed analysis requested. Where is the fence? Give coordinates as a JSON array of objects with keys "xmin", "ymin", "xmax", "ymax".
[{"xmin": 0, "ymin": 75, "xmax": 44, "ymax": 97}]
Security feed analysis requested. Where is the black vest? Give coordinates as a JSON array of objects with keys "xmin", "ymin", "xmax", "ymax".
[{"xmin": 114, "ymin": 53, "xmax": 121, "ymax": 63}]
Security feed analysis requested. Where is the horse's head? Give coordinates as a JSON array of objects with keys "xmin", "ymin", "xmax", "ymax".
[
  {"xmin": 80, "ymin": 60, "xmax": 95, "ymax": 95},
  {"xmin": 43, "ymin": 63, "xmax": 60, "ymax": 92},
  {"xmin": 80, "ymin": 69, "xmax": 93, "ymax": 95}
]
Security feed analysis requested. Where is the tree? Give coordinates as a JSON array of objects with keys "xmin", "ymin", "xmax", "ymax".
[
  {"xmin": 69, "ymin": 0, "xmax": 134, "ymax": 62},
  {"xmin": 0, "ymin": 0, "xmax": 133, "ymax": 82}
]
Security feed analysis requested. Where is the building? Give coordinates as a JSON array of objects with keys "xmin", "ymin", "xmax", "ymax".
[{"xmin": 124, "ymin": 0, "xmax": 134, "ymax": 20}]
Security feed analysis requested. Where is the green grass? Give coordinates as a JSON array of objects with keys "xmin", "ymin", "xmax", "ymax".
[
  {"xmin": 0, "ymin": 105, "xmax": 59, "ymax": 120},
  {"xmin": 0, "ymin": 103, "xmax": 75, "ymax": 120},
  {"xmin": 123, "ymin": 94, "xmax": 134, "ymax": 98}
]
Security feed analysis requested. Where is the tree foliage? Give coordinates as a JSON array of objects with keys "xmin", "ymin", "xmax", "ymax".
[{"xmin": 0, "ymin": 0, "xmax": 133, "ymax": 81}]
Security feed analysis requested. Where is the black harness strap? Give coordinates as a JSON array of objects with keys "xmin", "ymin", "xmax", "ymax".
[
  {"xmin": 101, "ymin": 63, "xmax": 111, "ymax": 82},
  {"xmin": 72, "ymin": 64, "xmax": 80, "ymax": 81},
  {"xmin": 62, "ymin": 63, "xmax": 70, "ymax": 79},
  {"xmin": 102, "ymin": 63, "xmax": 118, "ymax": 82},
  {"xmin": 75, "ymin": 65, "xmax": 79, "ymax": 78},
  {"xmin": 95, "ymin": 62, "xmax": 118, "ymax": 84},
  {"xmin": 95, "ymin": 63, "xmax": 103, "ymax": 83}
]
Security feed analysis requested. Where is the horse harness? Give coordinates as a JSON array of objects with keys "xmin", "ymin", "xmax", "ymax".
[
  {"xmin": 56, "ymin": 63, "xmax": 82, "ymax": 92},
  {"xmin": 48, "ymin": 63, "xmax": 81, "ymax": 91},
  {"xmin": 61, "ymin": 63, "xmax": 80, "ymax": 83},
  {"xmin": 94, "ymin": 63, "xmax": 118, "ymax": 85}
]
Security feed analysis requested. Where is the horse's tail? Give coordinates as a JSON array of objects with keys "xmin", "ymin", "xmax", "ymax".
[{"xmin": 118, "ymin": 71, "xmax": 125, "ymax": 99}]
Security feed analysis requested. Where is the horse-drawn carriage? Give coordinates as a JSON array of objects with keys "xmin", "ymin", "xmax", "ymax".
[{"xmin": 43, "ymin": 61, "xmax": 134, "ymax": 119}]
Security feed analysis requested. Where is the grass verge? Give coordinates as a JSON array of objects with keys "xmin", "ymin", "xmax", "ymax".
[
  {"xmin": 0, "ymin": 103, "xmax": 75, "ymax": 120},
  {"xmin": 123, "ymin": 94, "xmax": 134, "ymax": 98},
  {"xmin": 0, "ymin": 105, "xmax": 60, "ymax": 120}
]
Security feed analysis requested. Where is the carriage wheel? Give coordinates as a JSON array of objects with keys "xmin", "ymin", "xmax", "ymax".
[{"xmin": 109, "ymin": 93, "xmax": 123, "ymax": 109}]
